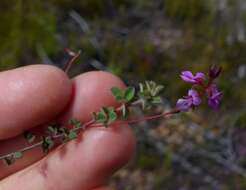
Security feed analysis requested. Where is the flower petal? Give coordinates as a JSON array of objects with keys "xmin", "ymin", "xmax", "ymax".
[
  {"xmin": 208, "ymin": 99, "xmax": 219, "ymax": 109},
  {"xmin": 188, "ymin": 89, "xmax": 201, "ymax": 106},
  {"xmin": 194, "ymin": 72, "xmax": 206, "ymax": 80},
  {"xmin": 180, "ymin": 71, "xmax": 195, "ymax": 83},
  {"xmin": 176, "ymin": 98, "xmax": 192, "ymax": 111},
  {"xmin": 208, "ymin": 91, "xmax": 223, "ymax": 109}
]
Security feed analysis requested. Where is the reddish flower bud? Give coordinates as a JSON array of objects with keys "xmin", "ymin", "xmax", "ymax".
[{"xmin": 209, "ymin": 65, "xmax": 222, "ymax": 79}]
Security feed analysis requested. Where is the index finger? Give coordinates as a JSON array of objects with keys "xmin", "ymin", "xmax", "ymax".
[{"xmin": 0, "ymin": 65, "xmax": 72, "ymax": 139}]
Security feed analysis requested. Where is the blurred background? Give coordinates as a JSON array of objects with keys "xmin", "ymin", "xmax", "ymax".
[{"xmin": 0, "ymin": 0, "xmax": 246, "ymax": 189}]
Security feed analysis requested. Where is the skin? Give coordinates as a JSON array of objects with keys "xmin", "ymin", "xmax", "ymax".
[{"xmin": 0, "ymin": 65, "xmax": 136, "ymax": 190}]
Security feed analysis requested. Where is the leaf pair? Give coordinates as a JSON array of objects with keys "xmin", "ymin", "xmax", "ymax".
[
  {"xmin": 24, "ymin": 131, "xmax": 36, "ymax": 143},
  {"xmin": 3, "ymin": 152, "xmax": 23, "ymax": 165},
  {"xmin": 42, "ymin": 136, "xmax": 55, "ymax": 153},
  {"xmin": 93, "ymin": 107, "xmax": 117, "ymax": 127},
  {"xmin": 111, "ymin": 87, "xmax": 135, "ymax": 103},
  {"xmin": 68, "ymin": 118, "xmax": 82, "ymax": 129}
]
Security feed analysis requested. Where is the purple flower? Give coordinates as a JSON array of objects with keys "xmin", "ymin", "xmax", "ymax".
[
  {"xmin": 176, "ymin": 89, "xmax": 201, "ymax": 111},
  {"xmin": 206, "ymin": 84, "xmax": 223, "ymax": 109},
  {"xmin": 180, "ymin": 71, "xmax": 206, "ymax": 84}
]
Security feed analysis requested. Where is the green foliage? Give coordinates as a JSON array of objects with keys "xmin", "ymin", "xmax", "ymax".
[
  {"xmin": 23, "ymin": 131, "xmax": 36, "ymax": 143},
  {"xmin": 138, "ymin": 81, "xmax": 164, "ymax": 109},
  {"xmin": 47, "ymin": 126, "xmax": 58, "ymax": 136},
  {"xmin": 47, "ymin": 125, "xmax": 79, "ymax": 142},
  {"xmin": 93, "ymin": 107, "xmax": 118, "ymax": 127},
  {"xmin": 0, "ymin": 0, "xmax": 57, "ymax": 70},
  {"xmin": 68, "ymin": 118, "xmax": 82, "ymax": 129},
  {"xmin": 164, "ymin": 0, "xmax": 211, "ymax": 23},
  {"xmin": 111, "ymin": 87, "xmax": 124, "ymax": 101},
  {"xmin": 124, "ymin": 87, "xmax": 136, "ymax": 102},
  {"xmin": 13, "ymin": 152, "xmax": 23, "ymax": 159},
  {"xmin": 68, "ymin": 131, "xmax": 78, "ymax": 140},
  {"xmin": 42, "ymin": 136, "xmax": 54, "ymax": 153},
  {"xmin": 111, "ymin": 87, "xmax": 135, "ymax": 103},
  {"xmin": 3, "ymin": 151, "xmax": 23, "ymax": 165}
]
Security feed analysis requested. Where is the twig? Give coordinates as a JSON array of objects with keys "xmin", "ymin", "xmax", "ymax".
[{"xmin": 63, "ymin": 49, "xmax": 81, "ymax": 73}]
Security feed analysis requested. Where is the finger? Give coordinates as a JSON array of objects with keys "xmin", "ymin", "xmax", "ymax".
[
  {"xmin": 0, "ymin": 64, "xmax": 71, "ymax": 177},
  {"xmin": 1, "ymin": 72, "xmax": 135, "ymax": 189},
  {"xmin": 0, "ymin": 133, "xmax": 45, "ymax": 179},
  {"xmin": 0, "ymin": 65, "xmax": 72, "ymax": 139},
  {"xmin": 58, "ymin": 71, "xmax": 125, "ymax": 123},
  {"xmin": 1, "ymin": 122, "xmax": 135, "ymax": 190},
  {"xmin": 0, "ymin": 71, "xmax": 134, "ymax": 183}
]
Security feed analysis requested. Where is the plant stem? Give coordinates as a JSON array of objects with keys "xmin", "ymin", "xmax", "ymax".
[
  {"xmin": 0, "ymin": 120, "xmax": 94, "ymax": 160},
  {"xmin": 0, "ymin": 103, "xmax": 179, "ymax": 161},
  {"xmin": 64, "ymin": 49, "xmax": 81, "ymax": 73},
  {"xmin": 127, "ymin": 109, "xmax": 180, "ymax": 124}
]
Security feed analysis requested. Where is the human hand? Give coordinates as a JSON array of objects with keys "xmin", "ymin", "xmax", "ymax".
[{"xmin": 0, "ymin": 65, "xmax": 136, "ymax": 190}]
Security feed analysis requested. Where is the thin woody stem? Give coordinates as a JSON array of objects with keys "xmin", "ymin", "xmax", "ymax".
[
  {"xmin": 0, "ymin": 120, "xmax": 95, "ymax": 160},
  {"xmin": 127, "ymin": 109, "xmax": 180, "ymax": 124},
  {"xmin": 64, "ymin": 49, "xmax": 81, "ymax": 73},
  {"xmin": 0, "ymin": 102, "xmax": 180, "ymax": 161},
  {"xmin": 0, "ymin": 142, "xmax": 43, "ymax": 160},
  {"xmin": 91, "ymin": 109, "xmax": 180, "ymax": 127}
]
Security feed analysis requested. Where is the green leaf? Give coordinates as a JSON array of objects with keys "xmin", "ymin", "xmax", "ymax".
[
  {"xmin": 58, "ymin": 127, "xmax": 66, "ymax": 134},
  {"xmin": 23, "ymin": 131, "xmax": 36, "ymax": 143},
  {"xmin": 111, "ymin": 87, "xmax": 123, "ymax": 101},
  {"xmin": 151, "ymin": 96, "xmax": 162, "ymax": 104},
  {"xmin": 108, "ymin": 108, "xmax": 117, "ymax": 123},
  {"xmin": 124, "ymin": 87, "xmax": 135, "ymax": 102},
  {"xmin": 69, "ymin": 118, "xmax": 82, "ymax": 128},
  {"xmin": 139, "ymin": 81, "xmax": 164, "ymax": 97},
  {"xmin": 94, "ymin": 107, "xmax": 118, "ymax": 127},
  {"xmin": 13, "ymin": 152, "xmax": 23, "ymax": 159},
  {"xmin": 47, "ymin": 126, "xmax": 58, "ymax": 135},
  {"xmin": 137, "ymin": 81, "xmax": 164, "ymax": 110},
  {"xmin": 68, "ymin": 131, "xmax": 78, "ymax": 140},
  {"xmin": 146, "ymin": 81, "xmax": 152, "ymax": 92},
  {"xmin": 111, "ymin": 87, "xmax": 122, "ymax": 97},
  {"xmin": 42, "ymin": 137, "xmax": 54, "ymax": 153},
  {"xmin": 46, "ymin": 138, "xmax": 54, "ymax": 148},
  {"xmin": 154, "ymin": 85, "xmax": 164, "ymax": 96},
  {"xmin": 95, "ymin": 108, "xmax": 107, "ymax": 123}
]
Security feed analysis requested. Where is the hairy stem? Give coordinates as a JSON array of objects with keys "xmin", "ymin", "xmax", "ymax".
[{"xmin": 0, "ymin": 105, "xmax": 179, "ymax": 161}]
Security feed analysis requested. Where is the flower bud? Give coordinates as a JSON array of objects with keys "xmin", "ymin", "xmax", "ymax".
[{"xmin": 209, "ymin": 65, "xmax": 222, "ymax": 79}]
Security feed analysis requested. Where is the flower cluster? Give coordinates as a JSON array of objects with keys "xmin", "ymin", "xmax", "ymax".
[{"xmin": 176, "ymin": 66, "xmax": 223, "ymax": 111}]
